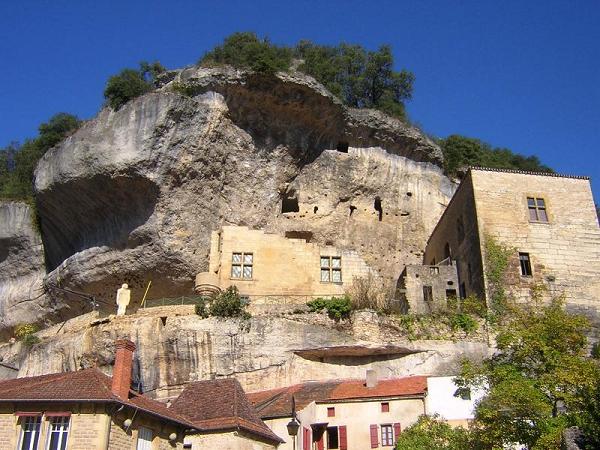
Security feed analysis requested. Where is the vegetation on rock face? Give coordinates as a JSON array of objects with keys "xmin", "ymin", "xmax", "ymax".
[
  {"xmin": 103, "ymin": 61, "xmax": 165, "ymax": 110},
  {"xmin": 483, "ymin": 234, "xmax": 514, "ymax": 315},
  {"xmin": 0, "ymin": 113, "xmax": 81, "ymax": 201},
  {"xmin": 306, "ymin": 296, "xmax": 352, "ymax": 321},
  {"xmin": 440, "ymin": 134, "xmax": 553, "ymax": 177},
  {"xmin": 14, "ymin": 323, "xmax": 40, "ymax": 347},
  {"xmin": 452, "ymin": 298, "xmax": 600, "ymax": 449},
  {"xmin": 195, "ymin": 286, "xmax": 250, "ymax": 319},
  {"xmin": 199, "ymin": 32, "xmax": 414, "ymax": 120}
]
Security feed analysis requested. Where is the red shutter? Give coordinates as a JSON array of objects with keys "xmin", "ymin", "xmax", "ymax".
[
  {"xmin": 317, "ymin": 434, "xmax": 324, "ymax": 450},
  {"xmin": 303, "ymin": 427, "xmax": 311, "ymax": 450},
  {"xmin": 394, "ymin": 423, "xmax": 402, "ymax": 442},
  {"xmin": 339, "ymin": 425, "xmax": 348, "ymax": 450},
  {"xmin": 369, "ymin": 424, "xmax": 378, "ymax": 448}
]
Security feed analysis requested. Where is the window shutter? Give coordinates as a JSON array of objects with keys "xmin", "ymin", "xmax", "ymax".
[
  {"xmin": 339, "ymin": 425, "xmax": 348, "ymax": 450},
  {"xmin": 394, "ymin": 423, "xmax": 402, "ymax": 441},
  {"xmin": 369, "ymin": 424, "xmax": 378, "ymax": 448},
  {"xmin": 317, "ymin": 433, "xmax": 324, "ymax": 450},
  {"xmin": 303, "ymin": 427, "xmax": 311, "ymax": 450}
]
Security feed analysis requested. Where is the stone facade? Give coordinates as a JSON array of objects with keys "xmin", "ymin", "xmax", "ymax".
[
  {"xmin": 425, "ymin": 168, "xmax": 600, "ymax": 324},
  {"xmin": 396, "ymin": 264, "xmax": 459, "ymax": 314},
  {"xmin": 196, "ymin": 226, "xmax": 375, "ymax": 301},
  {"xmin": 0, "ymin": 403, "xmax": 184, "ymax": 450},
  {"xmin": 185, "ymin": 431, "xmax": 277, "ymax": 450}
]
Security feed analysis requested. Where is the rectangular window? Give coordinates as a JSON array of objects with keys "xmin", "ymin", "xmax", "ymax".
[
  {"xmin": 327, "ymin": 407, "xmax": 335, "ymax": 417},
  {"xmin": 381, "ymin": 402, "xmax": 390, "ymax": 412},
  {"xmin": 18, "ymin": 416, "xmax": 41, "ymax": 450},
  {"xmin": 519, "ymin": 253, "xmax": 532, "ymax": 276},
  {"xmin": 320, "ymin": 256, "xmax": 342, "ymax": 283},
  {"xmin": 231, "ymin": 252, "xmax": 253, "ymax": 279},
  {"xmin": 527, "ymin": 197, "xmax": 548, "ymax": 222},
  {"xmin": 423, "ymin": 286, "xmax": 433, "ymax": 302},
  {"xmin": 327, "ymin": 426, "xmax": 339, "ymax": 449},
  {"xmin": 429, "ymin": 266, "xmax": 439, "ymax": 274},
  {"xmin": 381, "ymin": 424, "xmax": 394, "ymax": 446},
  {"xmin": 136, "ymin": 427, "xmax": 153, "ymax": 450},
  {"xmin": 46, "ymin": 417, "xmax": 70, "ymax": 450}
]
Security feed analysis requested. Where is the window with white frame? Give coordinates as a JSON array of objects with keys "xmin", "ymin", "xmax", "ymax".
[
  {"xmin": 17, "ymin": 416, "xmax": 41, "ymax": 450},
  {"xmin": 320, "ymin": 256, "xmax": 341, "ymax": 282},
  {"xmin": 136, "ymin": 427, "xmax": 153, "ymax": 450},
  {"xmin": 46, "ymin": 416, "xmax": 70, "ymax": 450},
  {"xmin": 381, "ymin": 424, "xmax": 394, "ymax": 446},
  {"xmin": 231, "ymin": 252, "xmax": 253, "ymax": 279}
]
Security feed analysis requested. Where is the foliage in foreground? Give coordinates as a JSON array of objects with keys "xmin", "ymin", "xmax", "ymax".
[
  {"xmin": 306, "ymin": 296, "xmax": 352, "ymax": 321},
  {"xmin": 395, "ymin": 415, "xmax": 471, "ymax": 450},
  {"xmin": 103, "ymin": 61, "xmax": 165, "ymax": 110},
  {"xmin": 195, "ymin": 286, "xmax": 250, "ymax": 319},
  {"xmin": 454, "ymin": 298, "xmax": 600, "ymax": 449},
  {"xmin": 0, "ymin": 113, "xmax": 81, "ymax": 200}
]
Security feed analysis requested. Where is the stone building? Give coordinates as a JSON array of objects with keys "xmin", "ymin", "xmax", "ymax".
[
  {"xmin": 424, "ymin": 167, "xmax": 600, "ymax": 319},
  {"xmin": 0, "ymin": 340, "xmax": 280, "ymax": 450},
  {"xmin": 396, "ymin": 264, "xmax": 459, "ymax": 314},
  {"xmin": 195, "ymin": 226, "xmax": 374, "ymax": 301},
  {"xmin": 247, "ymin": 372, "xmax": 427, "ymax": 450}
]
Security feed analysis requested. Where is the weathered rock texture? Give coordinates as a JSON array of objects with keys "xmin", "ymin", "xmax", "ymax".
[
  {"xmin": 0, "ymin": 307, "xmax": 492, "ymax": 399},
  {"xmin": 0, "ymin": 202, "xmax": 48, "ymax": 338},
  {"xmin": 26, "ymin": 66, "xmax": 453, "ymax": 325}
]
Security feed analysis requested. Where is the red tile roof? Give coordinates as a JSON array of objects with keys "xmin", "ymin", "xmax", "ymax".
[
  {"xmin": 170, "ymin": 378, "xmax": 283, "ymax": 444},
  {"xmin": 0, "ymin": 368, "xmax": 195, "ymax": 428},
  {"xmin": 248, "ymin": 376, "xmax": 427, "ymax": 419}
]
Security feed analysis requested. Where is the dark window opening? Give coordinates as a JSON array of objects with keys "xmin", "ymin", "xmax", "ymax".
[
  {"xmin": 313, "ymin": 206, "xmax": 318, "ymax": 214},
  {"xmin": 349, "ymin": 205, "xmax": 357, "ymax": 216},
  {"xmin": 447, "ymin": 280, "xmax": 454, "ymax": 286},
  {"xmin": 281, "ymin": 195, "xmax": 299, "ymax": 213},
  {"xmin": 457, "ymin": 217, "xmax": 465, "ymax": 242},
  {"xmin": 160, "ymin": 317, "xmax": 167, "ymax": 326},
  {"xmin": 446, "ymin": 289, "xmax": 457, "ymax": 301},
  {"xmin": 519, "ymin": 253, "xmax": 532, "ymax": 276},
  {"xmin": 406, "ymin": 192, "xmax": 413, "ymax": 197},
  {"xmin": 374, "ymin": 197, "xmax": 383, "ymax": 221},
  {"xmin": 460, "ymin": 282, "xmax": 466, "ymax": 299},
  {"xmin": 336, "ymin": 141, "xmax": 349, "ymax": 153},
  {"xmin": 285, "ymin": 231, "xmax": 313, "ymax": 242},
  {"xmin": 327, "ymin": 426, "xmax": 339, "ymax": 449},
  {"xmin": 423, "ymin": 286, "xmax": 433, "ymax": 302}
]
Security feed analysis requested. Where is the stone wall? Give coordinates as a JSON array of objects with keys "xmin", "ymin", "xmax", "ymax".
[
  {"xmin": 198, "ymin": 226, "xmax": 375, "ymax": 299},
  {"xmin": 185, "ymin": 430, "xmax": 277, "ymax": 450},
  {"xmin": 397, "ymin": 264, "xmax": 459, "ymax": 314}
]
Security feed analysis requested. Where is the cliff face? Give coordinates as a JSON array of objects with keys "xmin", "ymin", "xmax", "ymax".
[
  {"xmin": 0, "ymin": 202, "xmax": 48, "ymax": 338},
  {"xmin": 24, "ymin": 66, "xmax": 453, "ymax": 324}
]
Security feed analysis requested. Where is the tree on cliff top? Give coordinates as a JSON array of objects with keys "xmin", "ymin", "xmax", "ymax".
[
  {"xmin": 199, "ymin": 32, "xmax": 414, "ymax": 120},
  {"xmin": 103, "ymin": 61, "xmax": 165, "ymax": 110},
  {"xmin": 0, "ymin": 113, "xmax": 80, "ymax": 200}
]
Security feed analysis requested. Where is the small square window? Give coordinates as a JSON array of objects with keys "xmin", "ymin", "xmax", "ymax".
[
  {"xmin": 527, "ymin": 197, "xmax": 548, "ymax": 223},
  {"xmin": 327, "ymin": 407, "xmax": 335, "ymax": 417},
  {"xmin": 321, "ymin": 256, "xmax": 342, "ymax": 283},
  {"xmin": 381, "ymin": 402, "xmax": 390, "ymax": 412},
  {"xmin": 231, "ymin": 252, "xmax": 253, "ymax": 279},
  {"xmin": 519, "ymin": 253, "xmax": 532, "ymax": 277}
]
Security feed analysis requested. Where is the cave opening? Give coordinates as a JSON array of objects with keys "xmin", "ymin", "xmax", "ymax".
[
  {"xmin": 349, "ymin": 205, "xmax": 357, "ymax": 216},
  {"xmin": 314, "ymin": 206, "xmax": 318, "ymax": 214},
  {"xmin": 336, "ymin": 141, "xmax": 349, "ymax": 153},
  {"xmin": 281, "ymin": 194, "xmax": 300, "ymax": 213},
  {"xmin": 374, "ymin": 196, "xmax": 383, "ymax": 221}
]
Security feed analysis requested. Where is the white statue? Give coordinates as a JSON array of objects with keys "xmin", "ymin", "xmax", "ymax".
[{"xmin": 116, "ymin": 283, "xmax": 131, "ymax": 316}]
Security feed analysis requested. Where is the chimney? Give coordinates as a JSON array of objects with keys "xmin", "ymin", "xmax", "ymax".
[
  {"xmin": 366, "ymin": 369, "xmax": 378, "ymax": 388},
  {"xmin": 112, "ymin": 339, "xmax": 136, "ymax": 399}
]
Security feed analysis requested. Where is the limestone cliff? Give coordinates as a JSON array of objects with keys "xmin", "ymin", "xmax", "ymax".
[{"xmin": 23, "ymin": 66, "xmax": 453, "ymax": 326}]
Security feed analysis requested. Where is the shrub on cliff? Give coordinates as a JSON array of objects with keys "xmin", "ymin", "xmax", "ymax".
[
  {"xmin": 307, "ymin": 296, "xmax": 352, "ymax": 321},
  {"xmin": 14, "ymin": 323, "xmax": 40, "ymax": 347},
  {"xmin": 195, "ymin": 286, "xmax": 250, "ymax": 319},
  {"xmin": 0, "ymin": 113, "xmax": 80, "ymax": 200},
  {"xmin": 103, "ymin": 61, "xmax": 165, "ymax": 110}
]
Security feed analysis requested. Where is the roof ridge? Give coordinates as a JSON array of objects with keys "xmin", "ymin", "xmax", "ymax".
[{"xmin": 469, "ymin": 166, "xmax": 590, "ymax": 180}]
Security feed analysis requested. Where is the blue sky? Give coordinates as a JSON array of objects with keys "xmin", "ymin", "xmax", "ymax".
[{"xmin": 1, "ymin": 1, "xmax": 599, "ymax": 199}]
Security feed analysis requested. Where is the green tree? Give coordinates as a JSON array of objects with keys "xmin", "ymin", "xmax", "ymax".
[
  {"xmin": 201, "ymin": 32, "xmax": 292, "ymax": 74},
  {"xmin": 395, "ymin": 415, "xmax": 471, "ymax": 450},
  {"xmin": 0, "ymin": 113, "xmax": 80, "ymax": 200},
  {"xmin": 455, "ymin": 298, "xmax": 600, "ymax": 449},
  {"xmin": 440, "ymin": 134, "xmax": 553, "ymax": 177},
  {"xmin": 104, "ymin": 68, "xmax": 152, "ymax": 110}
]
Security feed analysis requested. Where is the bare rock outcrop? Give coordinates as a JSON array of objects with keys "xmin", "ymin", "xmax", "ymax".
[
  {"xmin": 25, "ymin": 66, "xmax": 453, "ymax": 325},
  {"xmin": 0, "ymin": 202, "xmax": 48, "ymax": 338}
]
